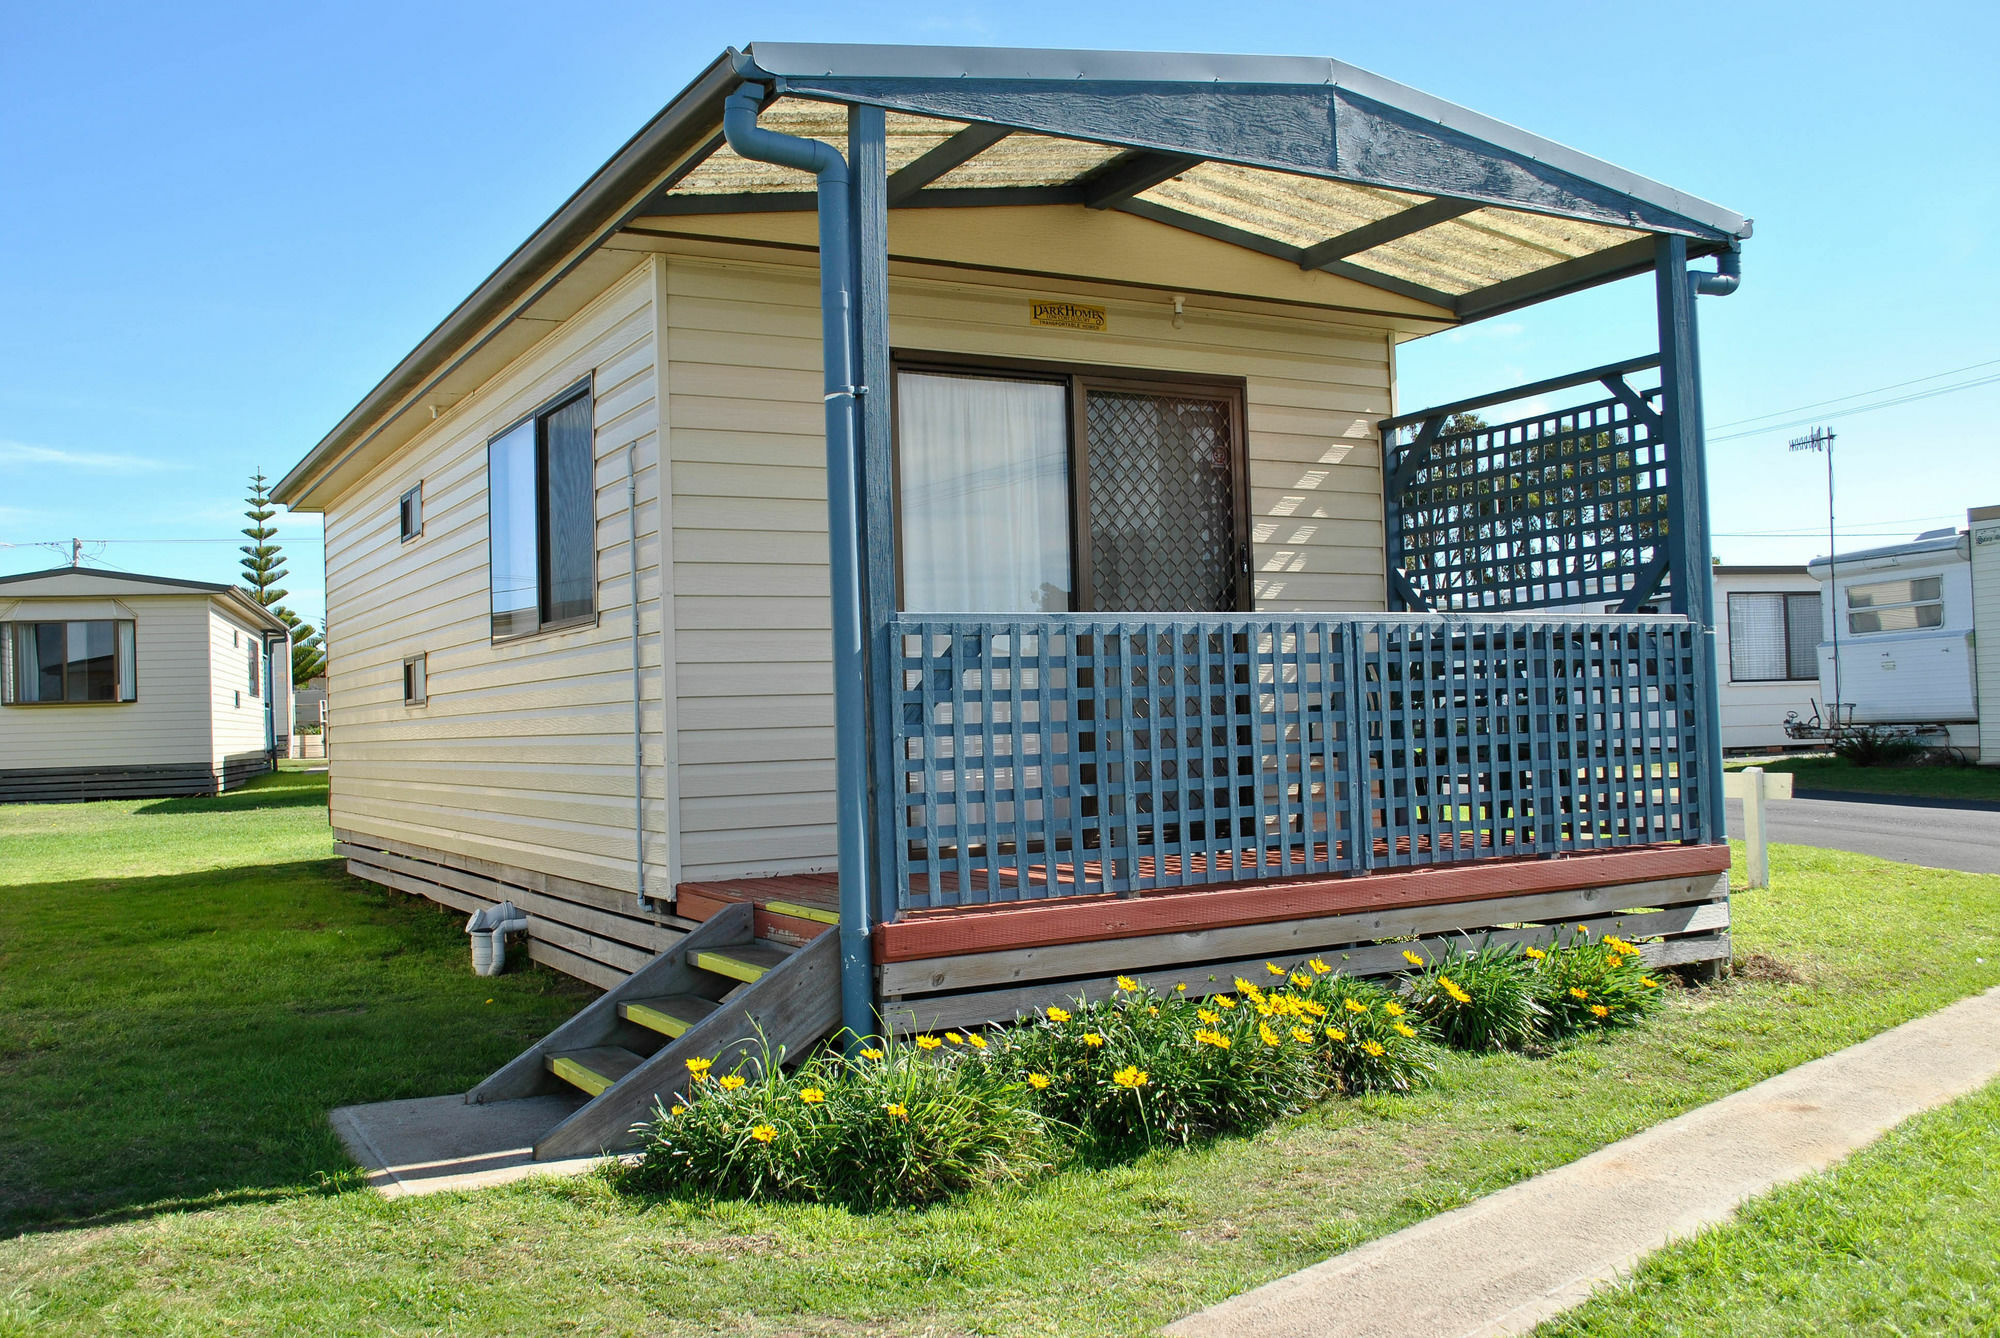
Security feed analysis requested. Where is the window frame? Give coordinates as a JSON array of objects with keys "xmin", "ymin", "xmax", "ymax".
[
  {"xmin": 402, "ymin": 653, "xmax": 428, "ymax": 707},
  {"xmin": 2, "ymin": 618, "xmax": 140, "ymax": 705},
  {"xmin": 399, "ymin": 482, "xmax": 424, "ymax": 543},
  {"xmin": 1726, "ymin": 590, "xmax": 1822, "ymax": 683},
  {"xmin": 888, "ymin": 350, "xmax": 1251, "ymax": 613},
  {"xmin": 485, "ymin": 376, "xmax": 598, "ymax": 643},
  {"xmin": 247, "ymin": 640, "xmax": 260, "ymax": 698},
  {"xmin": 1843, "ymin": 575, "xmax": 1945, "ymax": 635}
]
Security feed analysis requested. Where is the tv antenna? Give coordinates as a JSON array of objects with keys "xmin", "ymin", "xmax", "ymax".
[{"xmin": 1789, "ymin": 428, "xmax": 1840, "ymax": 727}]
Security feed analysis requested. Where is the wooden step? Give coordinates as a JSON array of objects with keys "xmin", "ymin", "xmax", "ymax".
[
  {"xmin": 620, "ymin": 993, "xmax": 721, "ymax": 1039},
  {"xmin": 764, "ymin": 899, "xmax": 839, "ymax": 926},
  {"xmin": 546, "ymin": 1045, "xmax": 645, "ymax": 1097},
  {"xmin": 693, "ymin": 941, "xmax": 793, "ymax": 985}
]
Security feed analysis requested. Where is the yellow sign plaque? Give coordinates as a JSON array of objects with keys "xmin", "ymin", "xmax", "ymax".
[{"xmin": 1029, "ymin": 300, "xmax": 1108, "ymax": 332}]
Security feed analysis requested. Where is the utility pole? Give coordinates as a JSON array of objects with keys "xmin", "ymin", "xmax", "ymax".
[
  {"xmin": 1790, "ymin": 428, "xmax": 1839, "ymax": 727},
  {"xmin": 70, "ymin": 538, "xmax": 80, "ymax": 568}
]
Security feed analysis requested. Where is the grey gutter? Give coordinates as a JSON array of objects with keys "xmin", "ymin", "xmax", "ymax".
[{"xmin": 272, "ymin": 51, "xmax": 740, "ymax": 508}]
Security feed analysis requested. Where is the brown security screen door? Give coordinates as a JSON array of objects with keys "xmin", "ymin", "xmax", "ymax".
[
  {"xmin": 1081, "ymin": 384, "xmax": 1243, "ymax": 612},
  {"xmin": 895, "ymin": 357, "xmax": 1247, "ymax": 613}
]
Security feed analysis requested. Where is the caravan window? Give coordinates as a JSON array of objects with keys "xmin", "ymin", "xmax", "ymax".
[
  {"xmin": 1845, "ymin": 576, "xmax": 1943, "ymax": 634},
  {"xmin": 488, "ymin": 382, "xmax": 596, "ymax": 639},
  {"xmin": 1727, "ymin": 593, "xmax": 1820, "ymax": 682},
  {"xmin": 2, "ymin": 620, "xmax": 138, "ymax": 704}
]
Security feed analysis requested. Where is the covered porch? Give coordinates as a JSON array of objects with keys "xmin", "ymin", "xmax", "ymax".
[{"xmin": 651, "ymin": 44, "xmax": 1749, "ymax": 1033}]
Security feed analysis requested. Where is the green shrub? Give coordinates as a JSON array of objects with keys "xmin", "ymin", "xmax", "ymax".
[
  {"xmin": 1280, "ymin": 964, "xmax": 1440, "ymax": 1094},
  {"xmin": 1832, "ymin": 726, "xmax": 1927, "ymax": 768},
  {"xmin": 627, "ymin": 1033, "xmax": 1047, "ymax": 1210},
  {"xmin": 993, "ymin": 977, "xmax": 1321, "ymax": 1153},
  {"xmin": 1529, "ymin": 929, "xmax": 1666, "ymax": 1037},
  {"xmin": 1400, "ymin": 939, "xmax": 1543, "ymax": 1052}
]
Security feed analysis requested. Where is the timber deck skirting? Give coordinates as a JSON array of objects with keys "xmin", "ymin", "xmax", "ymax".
[
  {"xmin": 0, "ymin": 762, "xmax": 219, "ymax": 804},
  {"xmin": 334, "ymin": 830, "xmax": 696, "ymax": 991}
]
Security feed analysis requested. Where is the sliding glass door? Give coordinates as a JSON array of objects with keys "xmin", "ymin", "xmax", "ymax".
[{"xmin": 894, "ymin": 361, "xmax": 1246, "ymax": 614}]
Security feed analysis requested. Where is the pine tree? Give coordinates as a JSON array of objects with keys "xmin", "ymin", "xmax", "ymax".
[{"xmin": 241, "ymin": 471, "xmax": 327, "ymax": 684}]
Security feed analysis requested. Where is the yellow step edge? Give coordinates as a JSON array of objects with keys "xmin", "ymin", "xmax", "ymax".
[
  {"xmin": 763, "ymin": 900, "xmax": 840, "ymax": 926},
  {"xmin": 622, "ymin": 1000, "xmax": 694, "ymax": 1038},
  {"xmin": 548, "ymin": 1055, "xmax": 617, "ymax": 1097},
  {"xmin": 694, "ymin": 949, "xmax": 770, "ymax": 985}
]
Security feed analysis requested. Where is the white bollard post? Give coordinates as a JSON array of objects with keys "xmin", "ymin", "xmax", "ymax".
[{"xmin": 1742, "ymin": 766, "xmax": 1769, "ymax": 890}]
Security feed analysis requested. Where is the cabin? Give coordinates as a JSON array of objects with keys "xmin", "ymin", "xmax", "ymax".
[
  {"xmin": 1712, "ymin": 565, "xmax": 1822, "ymax": 753},
  {"xmin": 1973, "ymin": 505, "xmax": 2000, "ymax": 765},
  {"xmin": 277, "ymin": 43, "xmax": 1750, "ymax": 1159},
  {"xmin": 1807, "ymin": 523, "xmax": 1982, "ymax": 757},
  {"xmin": 0, "ymin": 568, "xmax": 292, "ymax": 802}
]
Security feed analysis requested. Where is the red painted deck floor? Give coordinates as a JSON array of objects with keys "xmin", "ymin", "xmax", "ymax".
[{"xmin": 676, "ymin": 842, "xmax": 1732, "ymax": 963}]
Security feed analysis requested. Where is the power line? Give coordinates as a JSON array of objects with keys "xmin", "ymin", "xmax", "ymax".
[
  {"xmin": 1709, "ymin": 369, "xmax": 2000, "ymax": 443},
  {"xmin": 1708, "ymin": 354, "xmax": 2000, "ymax": 430}
]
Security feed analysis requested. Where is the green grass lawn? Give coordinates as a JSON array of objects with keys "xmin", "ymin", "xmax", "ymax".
[
  {"xmin": 1543, "ymin": 1076, "xmax": 2000, "ymax": 1337},
  {"xmin": 1, "ymin": 779, "xmax": 1998, "ymax": 1336},
  {"xmin": 1726, "ymin": 752, "xmax": 2000, "ymax": 803}
]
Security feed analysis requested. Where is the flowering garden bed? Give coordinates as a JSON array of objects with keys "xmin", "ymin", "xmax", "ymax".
[{"xmin": 625, "ymin": 928, "xmax": 1664, "ymax": 1209}]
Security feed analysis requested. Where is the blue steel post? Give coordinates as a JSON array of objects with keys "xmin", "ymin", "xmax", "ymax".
[
  {"xmin": 1655, "ymin": 234, "xmax": 1727, "ymax": 845},
  {"xmin": 721, "ymin": 83, "xmax": 877, "ymax": 1045}
]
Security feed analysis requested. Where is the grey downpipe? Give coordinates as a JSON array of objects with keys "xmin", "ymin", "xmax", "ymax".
[
  {"xmin": 721, "ymin": 76, "xmax": 877, "ymax": 1049},
  {"xmin": 467, "ymin": 900, "xmax": 530, "ymax": 976},
  {"xmin": 627, "ymin": 442, "xmax": 651, "ymax": 911},
  {"xmin": 1693, "ymin": 240, "xmax": 1742, "ymax": 296}
]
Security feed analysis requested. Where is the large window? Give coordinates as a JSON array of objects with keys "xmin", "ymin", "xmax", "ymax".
[
  {"xmin": 1727, "ymin": 592, "xmax": 1821, "ymax": 682},
  {"xmin": 3, "ymin": 620, "xmax": 137, "ymax": 703},
  {"xmin": 1845, "ymin": 575, "xmax": 1943, "ymax": 634},
  {"xmin": 488, "ymin": 383, "xmax": 596, "ymax": 639},
  {"xmin": 894, "ymin": 359, "xmax": 1246, "ymax": 613}
]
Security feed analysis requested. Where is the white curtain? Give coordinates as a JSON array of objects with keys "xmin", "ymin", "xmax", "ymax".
[
  {"xmin": 897, "ymin": 372, "xmax": 1072, "ymax": 612},
  {"xmin": 1728, "ymin": 593, "xmax": 1787, "ymax": 681}
]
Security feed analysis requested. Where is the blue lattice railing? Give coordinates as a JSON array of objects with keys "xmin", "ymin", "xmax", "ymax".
[{"xmin": 885, "ymin": 614, "xmax": 1708, "ymax": 913}]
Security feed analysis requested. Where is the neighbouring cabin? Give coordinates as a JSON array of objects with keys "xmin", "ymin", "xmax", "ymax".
[
  {"xmin": 1712, "ymin": 565, "xmax": 1823, "ymax": 753},
  {"xmin": 0, "ymin": 569, "xmax": 292, "ymax": 802},
  {"xmin": 276, "ymin": 42, "xmax": 1751, "ymax": 1156}
]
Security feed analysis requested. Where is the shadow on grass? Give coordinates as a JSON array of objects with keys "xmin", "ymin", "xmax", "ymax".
[
  {"xmin": 135, "ymin": 768, "xmax": 330, "ymax": 816},
  {"xmin": 0, "ymin": 857, "xmax": 592, "ymax": 1238}
]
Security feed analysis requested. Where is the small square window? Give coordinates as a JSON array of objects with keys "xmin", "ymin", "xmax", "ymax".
[
  {"xmin": 400, "ymin": 484, "xmax": 423, "ymax": 542},
  {"xmin": 403, "ymin": 654, "xmax": 428, "ymax": 707}
]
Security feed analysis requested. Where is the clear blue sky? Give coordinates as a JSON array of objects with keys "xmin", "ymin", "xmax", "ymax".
[{"xmin": 5, "ymin": 1, "xmax": 1996, "ymax": 624}]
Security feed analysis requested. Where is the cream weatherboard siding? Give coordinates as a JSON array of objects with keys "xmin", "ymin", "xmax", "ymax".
[
  {"xmin": 319, "ymin": 259, "xmax": 671, "ymax": 895},
  {"xmin": 1972, "ymin": 506, "xmax": 2000, "ymax": 764},
  {"xmin": 0, "ymin": 594, "xmax": 211, "ymax": 767},
  {"xmin": 209, "ymin": 605, "xmax": 274, "ymax": 784},
  {"xmin": 664, "ymin": 251, "xmax": 1392, "ymax": 883}
]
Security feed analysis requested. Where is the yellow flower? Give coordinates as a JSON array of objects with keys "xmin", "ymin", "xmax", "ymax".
[
  {"xmin": 1641, "ymin": 976, "xmax": 1661, "ymax": 989},
  {"xmin": 1439, "ymin": 975, "xmax": 1472, "ymax": 1005},
  {"xmin": 967, "ymin": 1032, "xmax": 988, "ymax": 1049},
  {"xmin": 1266, "ymin": 962, "xmax": 1287, "ymax": 977},
  {"xmin": 1383, "ymin": 1001, "xmax": 1406, "ymax": 1017},
  {"xmin": 719, "ymin": 1074, "xmax": 746, "ymax": 1092},
  {"xmin": 1574, "ymin": 924, "xmax": 1590, "ymax": 937},
  {"xmin": 749, "ymin": 1124, "xmax": 777, "ymax": 1143},
  {"xmin": 1112, "ymin": 1065, "xmax": 1149, "ymax": 1089},
  {"xmin": 1147, "ymin": 1006, "xmax": 1159, "ymax": 1017},
  {"xmin": 1309, "ymin": 958, "xmax": 1331, "ymax": 975},
  {"xmin": 859, "ymin": 1047, "xmax": 884, "ymax": 1061},
  {"xmin": 1082, "ymin": 1032, "xmax": 1105, "ymax": 1047},
  {"xmin": 1027, "ymin": 1072, "xmax": 1051, "ymax": 1089},
  {"xmin": 885, "ymin": 1102, "xmax": 908, "ymax": 1117},
  {"xmin": 1523, "ymin": 946, "xmax": 1547, "ymax": 960},
  {"xmin": 1291, "ymin": 972, "xmax": 1313, "ymax": 989},
  {"xmin": 1175, "ymin": 982, "xmax": 1188, "ymax": 992},
  {"xmin": 685, "ymin": 1057, "xmax": 713, "ymax": 1079},
  {"xmin": 1046, "ymin": 1006, "xmax": 1071, "ymax": 1023},
  {"xmin": 1197, "ymin": 1007, "xmax": 1220, "ymax": 1024},
  {"xmin": 1344, "ymin": 998, "xmax": 1369, "ymax": 1014},
  {"xmin": 1361, "ymin": 1040, "xmax": 1386, "ymax": 1057},
  {"xmin": 1116, "ymin": 975, "xmax": 1140, "ymax": 992},
  {"xmin": 1215, "ymin": 995, "xmax": 1237, "ymax": 1010},
  {"xmin": 799, "ymin": 1087, "xmax": 826, "ymax": 1105},
  {"xmin": 1291, "ymin": 1026, "xmax": 1314, "ymax": 1044},
  {"xmin": 945, "ymin": 1032, "xmax": 964, "ymax": 1044},
  {"xmin": 1299, "ymin": 1000, "xmax": 1328, "ymax": 1018},
  {"xmin": 1194, "ymin": 1028, "xmax": 1231, "ymax": 1049},
  {"xmin": 1590, "ymin": 1004, "xmax": 1611, "ymax": 1018},
  {"xmin": 1393, "ymin": 1021, "xmax": 1417, "ymax": 1038},
  {"xmin": 1569, "ymin": 987, "xmax": 1589, "ymax": 1000},
  {"xmin": 1402, "ymin": 949, "xmax": 1425, "ymax": 967},
  {"xmin": 669, "ymin": 1104, "xmax": 686, "ymax": 1116},
  {"xmin": 916, "ymin": 1034, "xmax": 943, "ymax": 1050},
  {"xmin": 1326, "ymin": 1027, "xmax": 1347, "ymax": 1042},
  {"xmin": 1259, "ymin": 1023, "xmax": 1281, "ymax": 1047}
]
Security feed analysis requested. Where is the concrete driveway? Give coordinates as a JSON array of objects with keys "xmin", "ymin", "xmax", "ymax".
[{"xmin": 1726, "ymin": 791, "xmax": 2000, "ymax": 875}]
